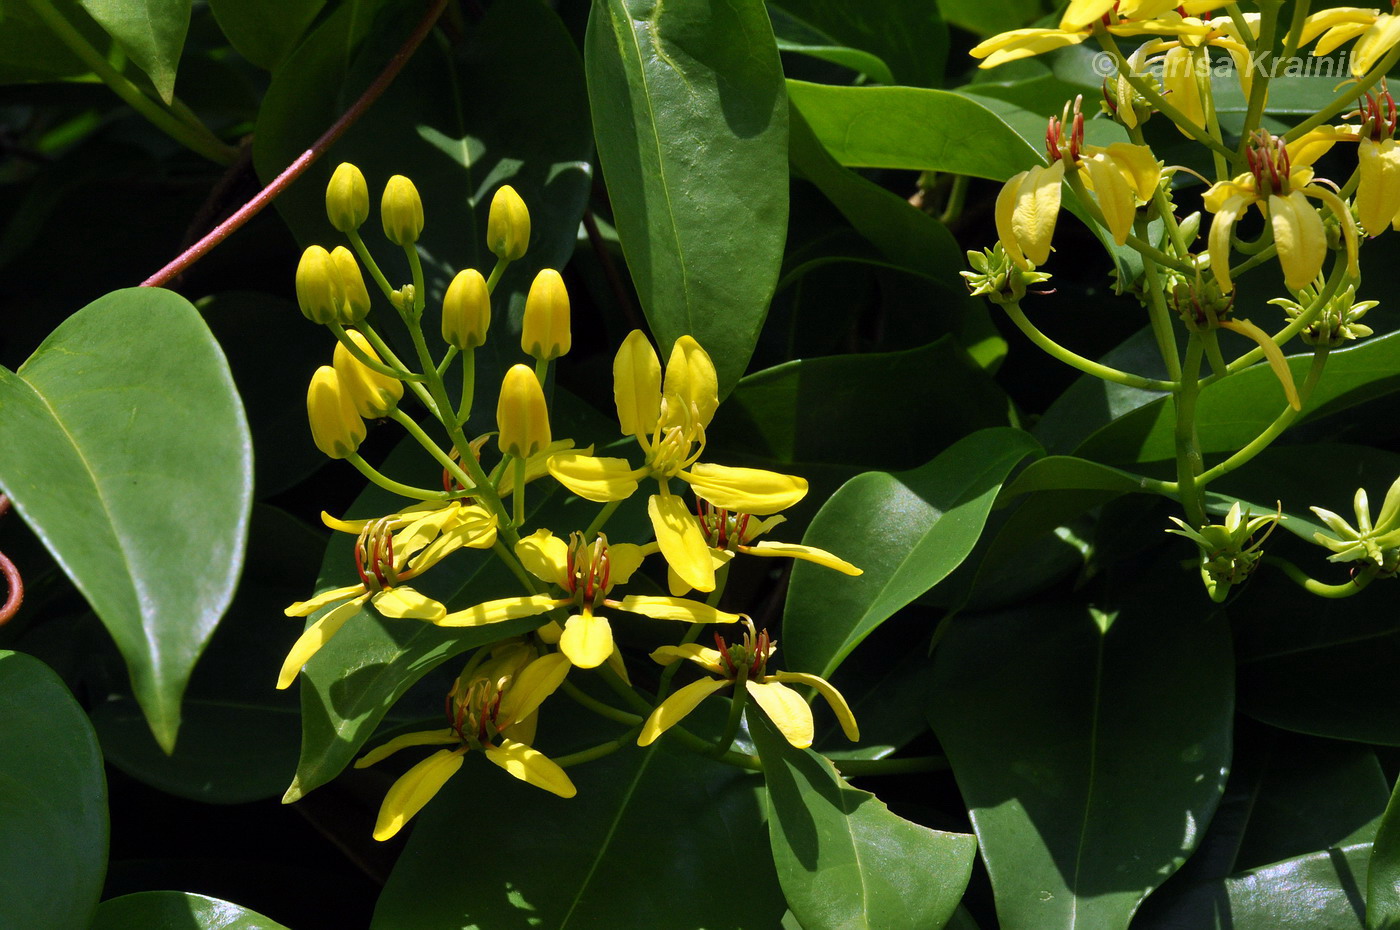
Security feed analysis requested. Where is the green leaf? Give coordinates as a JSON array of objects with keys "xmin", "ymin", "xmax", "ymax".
[
  {"xmin": 91, "ymin": 892, "xmax": 290, "ymax": 930},
  {"xmin": 938, "ymin": 0, "xmax": 1044, "ymax": 35},
  {"xmin": 0, "ymin": 650, "xmax": 107, "ymax": 930},
  {"xmin": 783, "ymin": 427, "xmax": 1042, "ymax": 677},
  {"xmin": 90, "ymin": 506, "xmax": 319, "ymax": 804},
  {"xmin": 769, "ymin": 6, "xmax": 895, "ymax": 84},
  {"xmin": 927, "ymin": 574, "xmax": 1235, "ymax": 930},
  {"xmin": 0, "ymin": 0, "xmax": 112, "ymax": 83},
  {"xmin": 769, "ymin": 0, "xmax": 947, "ymax": 87},
  {"xmin": 751, "ymin": 712, "xmax": 977, "ymax": 930},
  {"xmin": 1369, "ymin": 780, "xmax": 1400, "ymax": 929},
  {"xmin": 76, "ymin": 0, "xmax": 192, "ymax": 103},
  {"xmin": 586, "ymin": 0, "xmax": 788, "ymax": 392},
  {"xmin": 0, "ymin": 287, "xmax": 252, "ymax": 752},
  {"xmin": 371, "ymin": 707, "xmax": 785, "ymax": 928},
  {"xmin": 786, "ymin": 79, "xmax": 1041, "ymax": 182},
  {"xmin": 207, "ymin": 0, "xmax": 324, "ymax": 70}
]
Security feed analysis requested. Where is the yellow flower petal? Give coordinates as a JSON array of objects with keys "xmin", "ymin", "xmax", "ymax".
[
  {"xmin": 742, "ymin": 540, "xmax": 862, "ymax": 575},
  {"xmin": 667, "ymin": 549, "xmax": 733, "ymax": 596},
  {"xmin": 1358, "ymin": 138, "xmax": 1400, "ymax": 237},
  {"xmin": 1100, "ymin": 142, "xmax": 1162, "ymax": 201},
  {"xmin": 649, "ymin": 492, "xmax": 715, "ymax": 593},
  {"xmin": 1353, "ymin": 13, "xmax": 1400, "ymax": 75},
  {"xmin": 1218, "ymin": 318, "xmax": 1301, "ymax": 411},
  {"xmin": 606, "ymin": 542, "xmax": 648, "ymax": 587},
  {"xmin": 615, "ymin": 594, "xmax": 742, "ymax": 624},
  {"xmin": 1011, "ymin": 161, "xmax": 1065, "ymax": 267},
  {"xmin": 410, "ymin": 516, "xmax": 498, "ymax": 571},
  {"xmin": 770, "ymin": 672, "xmax": 861, "ymax": 742},
  {"xmin": 649, "ymin": 643, "xmax": 727, "ymax": 674},
  {"xmin": 498, "ymin": 653, "xmax": 571, "ymax": 724},
  {"xmin": 437, "ymin": 594, "xmax": 561, "ymax": 627},
  {"xmin": 680, "ymin": 463, "xmax": 808, "ymax": 515},
  {"xmin": 484, "ymin": 738, "xmax": 577, "ymax": 798},
  {"xmin": 1161, "ymin": 46, "xmax": 1205, "ymax": 134},
  {"xmin": 613, "ymin": 330, "xmax": 662, "ymax": 438},
  {"xmin": 497, "ymin": 440, "xmax": 588, "ymax": 496},
  {"xmin": 515, "ymin": 529, "xmax": 571, "ymax": 587},
  {"xmin": 638, "ymin": 677, "xmax": 731, "ymax": 746},
  {"xmin": 277, "ymin": 594, "xmax": 368, "ymax": 689},
  {"xmin": 1081, "ymin": 153, "xmax": 1136, "ymax": 245},
  {"xmin": 547, "ymin": 453, "xmax": 643, "ymax": 502},
  {"xmin": 1268, "ymin": 191, "xmax": 1326, "ymax": 292},
  {"xmin": 285, "ymin": 584, "xmax": 364, "ymax": 617},
  {"xmin": 1300, "ymin": 7, "xmax": 1376, "ymax": 47},
  {"xmin": 371, "ymin": 587, "xmax": 446, "ymax": 621},
  {"xmin": 371, "ymin": 747, "xmax": 465, "ymax": 841},
  {"xmin": 662, "ymin": 336, "xmax": 720, "ymax": 429},
  {"xmin": 1208, "ymin": 194, "xmax": 1249, "ymax": 293},
  {"xmin": 745, "ymin": 679, "xmax": 815, "ymax": 749},
  {"xmin": 995, "ymin": 170, "xmax": 1031, "ymax": 268},
  {"xmin": 354, "ymin": 729, "xmax": 459, "ymax": 768},
  {"xmin": 559, "ymin": 613, "xmax": 614, "ymax": 669},
  {"xmin": 969, "ymin": 28, "xmax": 1087, "ymax": 69},
  {"xmin": 1060, "ymin": 0, "xmax": 1114, "ymax": 31}
]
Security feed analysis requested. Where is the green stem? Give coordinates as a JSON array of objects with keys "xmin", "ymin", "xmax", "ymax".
[
  {"xmin": 711, "ymin": 678, "xmax": 749, "ymax": 757},
  {"xmin": 1201, "ymin": 328, "xmax": 1231, "ymax": 378},
  {"xmin": 405, "ymin": 245, "xmax": 427, "ymax": 317},
  {"xmin": 485, "ymin": 257, "xmax": 510, "ymax": 294},
  {"xmin": 513, "ymin": 458, "xmax": 527, "ymax": 527},
  {"xmin": 834, "ymin": 755, "xmax": 951, "ymax": 777},
  {"xmin": 553, "ymin": 731, "xmax": 637, "ymax": 768},
  {"xmin": 1285, "ymin": 45, "xmax": 1400, "ymax": 142},
  {"xmin": 20, "ymin": 0, "xmax": 237, "ymax": 165},
  {"xmin": 347, "ymin": 230, "xmax": 396, "ymax": 300},
  {"xmin": 939, "ymin": 174, "xmax": 969, "ymax": 225},
  {"xmin": 1139, "ymin": 241, "xmax": 1184, "ymax": 381},
  {"xmin": 560, "ymin": 681, "xmax": 643, "ymax": 725},
  {"xmin": 1191, "ymin": 45, "xmax": 1229, "ymax": 182},
  {"xmin": 327, "ymin": 322, "xmax": 425, "ymax": 381},
  {"xmin": 585, "ymin": 500, "xmax": 622, "ymax": 539},
  {"xmin": 493, "ymin": 538, "xmax": 539, "ymax": 595},
  {"xmin": 597, "ymin": 659, "xmax": 656, "ymax": 717},
  {"xmin": 1174, "ymin": 336, "xmax": 1207, "ymax": 526},
  {"xmin": 1263, "ymin": 556, "xmax": 1377, "ymax": 597},
  {"xmin": 1224, "ymin": 3, "xmax": 1258, "ymax": 49},
  {"xmin": 1196, "ymin": 349, "xmax": 1328, "ymax": 484},
  {"xmin": 386, "ymin": 407, "xmax": 476, "ymax": 491},
  {"xmin": 457, "ymin": 350, "xmax": 475, "ymax": 426},
  {"xmin": 1277, "ymin": 0, "xmax": 1312, "ymax": 63},
  {"xmin": 1004, "ymin": 302, "xmax": 1177, "ymax": 392},
  {"xmin": 1237, "ymin": 0, "xmax": 1283, "ymax": 157},
  {"xmin": 1218, "ymin": 265, "xmax": 1343, "ymax": 378},
  {"xmin": 344, "ymin": 453, "xmax": 451, "ymax": 500}
]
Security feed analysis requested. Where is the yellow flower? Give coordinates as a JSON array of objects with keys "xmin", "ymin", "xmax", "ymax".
[
  {"xmin": 486, "ymin": 184, "xmax": 530, "ymax": 261},
  {"xmin": 547, "ymin": 331, "xmax": 808, "ymax": 593},
  {"xmin": 277, "ymin": 501, "xmax": 497, "ymax": 688},
  {"xmin": 968, "ymin": 7, "xmax": 1220, "ymax": 68},
  {"xmin": 639, "ymin": 621, "xmax": 859, "ymax": 750},
  {"xmin": 333, "ymin": 330, "xmax": 402, "ymax": 418},
  {"xmin": 306, "ymin": 365, "xmax": 365, "ymax": 459},
  {"xmin": 497, "ymin": 364, "xmax": 551, "ymax": 459},
  {"xmin": 1302, "ymin": 7, "xmax": 1400, "ymax": 75},
  {"xmin": 437, "ymin": 530, "xmax": 742, "ymax": 670},
  {"xmin": 1358, "ymin": 137, "xmax": 1400, "ymax": 236},
  {"xmin": 381, "ymin": 174, "xmax": 424, "ymax": 246},
  {"xmin": 665, "ymin": 502, "xmax": 862, "ymax": 596},
  {"xmin": 326, "ymin": 162, "xmax": 369, "ymax": 232},
  {"xmin": 355, "ymin": 642, "xmax": 575, "ymax": 841},
  {"xmin": 521, "ymin": 269, "xmax": 571, "ymax": 361}
]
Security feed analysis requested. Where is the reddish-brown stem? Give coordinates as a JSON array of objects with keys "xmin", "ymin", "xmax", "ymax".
[
  {"xmin": 0, "ymin": 495, "xmax": 21, "ymax": 626},
  {"xmin": 141, "ymin": 0, "xmax": 450, "ymax": 288}
]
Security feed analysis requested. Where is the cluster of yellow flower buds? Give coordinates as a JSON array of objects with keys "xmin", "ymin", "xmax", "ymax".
[{"xmin": 295, "ymin": 245, "xmax": 370, "ymax": 325}]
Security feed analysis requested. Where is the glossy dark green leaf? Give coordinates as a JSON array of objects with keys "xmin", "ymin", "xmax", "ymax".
[
  {"xmin": 0, "ymin": 650, "xmax": 107, "ymax": 930},
  {"xmin": 937, "ymin": 0, "xmax": 1043, "ymax": 35},
  {"xmin": 0, "ymin": 0, "xmax": 113, "ymax": 83},
  {"xmin": 0, "ymin": 287, "xmax": 252, "ymax": 752},
  {"xmin": 90, "ymin": 506, "xmax": 319, "ymax": 803},
  {"xmin": 769, "ymin": 6, "xmax": 894, "ymax": 83},
  {"xmin": 928, "ymin": 580, "xmax": 1235, "ymax": 930},
  {"xmin": 371, "ymin": 708, "xmax": 784, "ymax": 928},
  {"xmin": 1368, "ymin": 779, "xmax": 1400, "ymax": 929},
  {"xmin": 769, "ymin": 0, "xmax": 946, "ymax": 87},
  {"xmin": 91, "ymin": 892, "xmax": 290, "ymax": 930},
  {"xmin": 1134, "ymin": 844, "xmax": 1371, "ymax": 930},
  {"xmin": 752, "ymin": 712, "xmax": 976, "ymax": 930},
  {"xmin": 76, "ymin": 0, "xmax": 192, "ymax": 102},
  {"xmin": 787, "ymin": 80, "xmax": 1041, "ymax": 182},
  {"xmin": 208, "ymin": 0, "xmax": 324, "ymax": 70},
  {"xmin": 587, "ymin": 0, "xmax": 788, "ymax": 392},
  {"xmin": 784, "ymin": 428, "xmax": 1042, "ymax": 677}
]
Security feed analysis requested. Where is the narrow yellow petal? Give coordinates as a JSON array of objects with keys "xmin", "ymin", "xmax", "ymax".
[
  {"xmin": 1081, "ymin": 154, "xmax": 1136, "ymax": 245},
  {"xmin": 284, "ymin": 584, "xmax": 363, "ymax": 617},
  {"xmin": 638, "ymin": 677, "xmax": 731, "ymax": 746},
  {"xmin": 1060, "ymin": 0, "xmax": 1114, "ymax": 30},
  {"xmin": 1012, "ymin": 161, "xmax": 1065, "ymax": 267},
  {"xmin": 277, "ymin": 595, "xmax": 367, "ymax": 689},
  {"xmin": 649, "ymin": 492, "xmax": 715, "ymax": 593},
  {"xmin": 742, "ymin": 540, "xmax": 862, "ymax": 575},
  {"xmin": 437, "ymin": 594, "xmax": 561, "ymax": 627},
  {"xmin": 1101, "ymin": 142, "xmax": 1162, "ymax": 201},
  {"xmin": 497, "ymin": 440, "xmax": 589, "ymax": 496},
  {"xmin": 745, "ymin": 680, "xmax": 815, "ymax": 749},
  {"xmin": 613, "ymin": 330, "xmax": 662, "ymax": 437},
  {"xmin": 1358, "ymin": 138, "xmax": 1400, "ymax": 237},
  {"xmin": 1315, "ymin": 21, "xmax": 1373, "ymax": 57},
  {"xmin": 1353, "ymin": 13, "xmax": 1400, "ymax": 75},
  {"xmin": 484, "ymin": 738, "xmax": 576, "ymax": 798},
  {"xmin": 371, "ymin": 748, "xmax": 465, "ymax": 842},
  {"xmin": 371, "ymin": 587, "xmax": 446, "ymax": 621},
  {"xmin": 559, "ymin": 613, "xmax": 614, "ymax": 669},
  {"xmin": 1300, "ymin": 7, "xmax": 1376, "ymax": 47},
  {"xmin": 679, "ymin": 463, "xmax": 808, "ymax": 515},
  {"xmin": 995, "ymin": 171, "xmax": 1031, "ymax": 268},
  {"xmin": 1208, "ymin": 195, "xmax": 1248, "ymax": 293},
  {"xmin": 615, "ymin": 594, "xmax": 742, "ymax": 624},
  {"xmin": 666, "ymin": 549, "xmax": 733, "ymax": 596},
  {"xmin": 498, "ymin": 653, "xmax": 572, "ymax": 724},
  {"xmin": 1268, "ymin": 191, "xmax": 1326, "ymax": 292},
  {"xmin": 649, "ymin": 643, "xmax": 727, "ymax": 674},
  {"xmin": 354, "ymin": 729, "xmax": 459, "ymax": 768},
  {"xmin": 547, "ymin": 453, "xmax": 643, "ymax": 502},
  {"xmin": 1161, "ymin": 47, "xmax": 1205, "ymax": 134},
  {"xmin": 515, "ymin": 529, "xmax": 571, "ymax": 587},
  {"xmin": 771, "ymin": 672, "xmax": 861, "ymax": 742},
  {"xmin": 1218, "ymin": 318, "xmax": 1301, "ymax": 411},
  {"xmin": 662, "ymin": 336, "xmax": 720, "ymax": 429},
  {"xmin": 410, "ymin": 517, "xmax": 498, "ymax": 571}
]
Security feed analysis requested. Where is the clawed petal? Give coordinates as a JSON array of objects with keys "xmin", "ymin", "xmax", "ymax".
[
  {"xmin": 667, "ymin": 549, "xmax": 733, "ymax": 596},
  {"xmin": 515, "ymin": 529, "xmax": 571, "ymax": 588},
  {"xmin": 742, "ymin": 540, "xmax": 862, "ymax": 575},
  {"xmin": 745, "ymin": 680, "xmax": 815, "ymax": 749},
  {"xmin": 649, "ymin": 493, "xmax": 715, "ymax": 593},
  {"xmin": 371, "ymin": 748, "xmax": 465, "ymax": 842},
  {"xmin": 559, "ymin": 613, "xmax": 615, "ymax": 669},
  {"xmin": 638, "ymin": 677, "xmax": 731, "ymax": 746},
  {"xmin": 614, "ymin": 330, "xmax": 662, "ymax": 438},
  {"xmin": 680, "ymin": 463, "xmax": 808, "ymax": 515},
  {"xmin": 285, "ymin": 584, "xmax": 364, "ymax": 617},
  {"xmin": 1268, "ymin": 192, "xmax": 1327, "ymax": 292},
  {"xmin": 484, "ymin": 738, "xmax": 577, "ymax": 798},
  {"xmin": 277, "ymin": 594, "xmax": 369, "ymax": 689},
  {"xmin": 663, "ymin": 336, "xmax": 720, "ymax": 429},
  {"xmin": 498, "ymin": 653, "xmax": 572, "ymax": 724},
  {"xmin": 437, "ymin": 594, "xmax": 561, "ymax": 627},
  {"xmin": 771, "ymin": 672, "xmax": 861, "ymax": 742},
  {"xmin": 548, "ymin": 453, "xmax": 643, "ymax": 502},
  {"xmin": 615, "ymin": 594, "xmax": 743, "ymax": 624},
  {"xmin": 649, "ymin": 643, "xmax": 727, "ymax": 674},
  {"xmin": 354, "ymin": 729, "xmax": 460, "ymax": 769},
  {"xmin": 371, "ymin": 586, "xmax": 447, "ymax": 621}
]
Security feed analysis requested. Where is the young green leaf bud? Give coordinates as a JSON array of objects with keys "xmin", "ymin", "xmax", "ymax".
[
  {"xmin": 295, "ymin": 245, "xmax": 342, "ymax": 325},
  {"xmin": 307, "ymin": 365, "xmax": 366, "ymax": 459},
  {"xmin": 330, "ymin": 246, "xmax": 371, "ymax": 323},
  {"xmin": 381, "ymin": 174, "xmax": 424, "ymax": 245},
  {"xmin": 442, "ymin": 268, "xmax": 490, "ymax": 349},
  {"xmin": 487, "ymin": 185, "xmax": 530, "ymax": 261},
  {"xmin": 521, "ymin": 268, "xmax": 570, "ymax": 361},
  {"xmin": 334, "ymin": 330, "xmax": 403, "ymax": 418},
  {"xmin": 326, "ymin": 162, "xmax": 369, "ymax": 232},
  {"xmin": 497, "ymin": 364, "xmax": 551, "ymax": 458}
]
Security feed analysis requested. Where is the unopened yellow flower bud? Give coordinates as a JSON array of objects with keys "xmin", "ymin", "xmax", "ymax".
[
  {"xmin": 334, "ymin": 330, "xmax": 402, "ymax": 418},
  {"xmin": 307, "ymin": 365, "xmax": 366, "ymax": 459},
  {"xmin": 295, "ymin": 245, "xmax": 341, "ymax": 325},
  {"xmin": 442, "ymin": 268, "xmax": 490, "ymax": 349},
  {"xmin": 381, "ymin": 175, "xmax": 424, "ymax": 245},
  {"xmin": 521, "ymin": 269, "xmax": 570, "ymax": 361},
  {"xmin": 330, "ymin": 246, "xmax": 370, "ymax": 324},
  {"xmin": 487, "ymin": 185, "xmax": 530, "ymax": 261},
  {"xmin": 326, "ymin": 162, "xmax": 369, "ymax": 232},
  {"xmin": 497, "ymin": 364, "xmax": 551, "ymax": 458}
]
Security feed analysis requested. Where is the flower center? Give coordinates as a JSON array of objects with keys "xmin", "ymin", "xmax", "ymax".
[
  {"xmin": 714, "ymin": 620, "xmax": 774, "ymax": 680},
  {"xmin": 354, "ymin": 518, "xmax": 398, "ymax": 591},
  {"xmin": 1245, "ymin": 130, "xmax": 1293, "ymax": 196},
  {"xmin": 564, "ymin": 532, "xmax": 612, "ymax": 607},
  {"xmin": 1046, "ymin": 96, "xmax": 1085, "ymax": 166},
  {"xmin": 696, "ymin": 501, "xmax": 752, "ymax": 551}
]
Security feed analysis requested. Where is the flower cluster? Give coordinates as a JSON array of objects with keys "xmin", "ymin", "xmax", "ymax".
[{"xmin": 282, "ymin": 166, "xmax": 864, "ymax": 840}]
